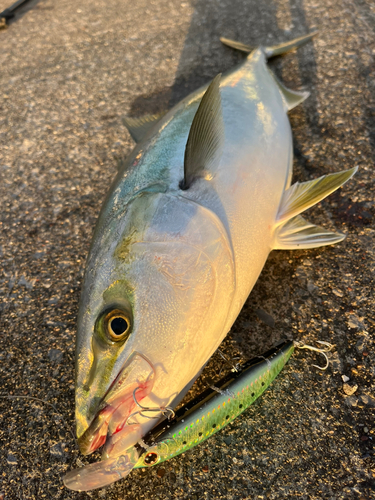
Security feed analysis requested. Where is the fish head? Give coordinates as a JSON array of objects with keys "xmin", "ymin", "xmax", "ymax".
[{"xmin": 75, "ymin": 191, "xmax": 235, "ymax": 458}]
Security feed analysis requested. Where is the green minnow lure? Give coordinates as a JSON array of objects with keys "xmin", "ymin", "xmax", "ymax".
[
  {"xmin": 134, "ymin": 339, "xmax": 294, "ymax": 468},
  {"xmin": 64, "ymin": 340, "xmax": 295, "ymax": 490},
  {"xmin": 64, "ymin": 340, "xmax": 333, "ymax": 490}
]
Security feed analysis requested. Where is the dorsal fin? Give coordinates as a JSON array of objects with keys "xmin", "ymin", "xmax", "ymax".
[
  {"xmin": 181, "ymin": 74, "xmax": 224, "ymax": 190},
  {"xmin": 270, "ymin": 71, "xmax": 310, "ymax": 111},
  {"xmin": 276, "ymin": 167, "xmax": 358, "ymax": 225},
  {"xmin": 122, "ymin": 112, "xmax": 165, "ymax": 143}
]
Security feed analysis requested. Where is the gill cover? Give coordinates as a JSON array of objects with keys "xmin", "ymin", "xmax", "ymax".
[{"xmin": 75, "ymin": 190, "xmax": 235, "ymax": 446}]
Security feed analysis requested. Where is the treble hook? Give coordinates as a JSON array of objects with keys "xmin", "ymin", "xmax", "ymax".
[
  {"xmin": 217, "ymin": 349, "xmax": 241, "ymax": 373},
  {"xmin": 294, "ymin": 340, "xmax": 334, "ymax": 371},
  {"xmin": 126, "ymin": 387, "xmax": 175, "ymax": 426}
]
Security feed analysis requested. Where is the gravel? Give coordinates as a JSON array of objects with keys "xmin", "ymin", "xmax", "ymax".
[{"xmin": 0, "ymin": 0, "xmax": 374, "ymax": 499}]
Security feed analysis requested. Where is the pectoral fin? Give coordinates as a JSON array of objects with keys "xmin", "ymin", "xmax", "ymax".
[
  {"xmin": 274, "ymin": 215, "xmax": 345, "ymax": 250},
  {"xmin": 276, "ymin": 167, "xmax": 358, "ymax": 225},
  {"xmin": 181, "ymin": 74, "xmax": 224, "ymax": 190},
  {"xmin": 122, "ymin": 112, "xmax": 165, "ymax": 143}
]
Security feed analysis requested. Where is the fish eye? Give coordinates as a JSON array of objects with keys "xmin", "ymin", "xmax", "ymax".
[
  {"xmin": 104, "ymin": 309, "xmax": 131, "ymax": 342},
  {"xmin": 144, "ymin": 452, "xmax": 158, "ymax": 465}
]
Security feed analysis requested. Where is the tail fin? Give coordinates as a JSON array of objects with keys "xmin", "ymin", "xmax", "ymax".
[{"xmin": 220, "ymin": 31, "xmax": 318, "ymax": 59}]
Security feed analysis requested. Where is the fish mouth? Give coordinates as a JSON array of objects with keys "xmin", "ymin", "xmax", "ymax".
[{"xmin": 78, "ymin": 352, "xmax": 155, "ymax": 457}]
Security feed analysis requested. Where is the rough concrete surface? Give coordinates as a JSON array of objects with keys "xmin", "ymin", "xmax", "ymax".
[{"xmin": 0, "ymin": 0, "xmax": 374, "ymax": 499}]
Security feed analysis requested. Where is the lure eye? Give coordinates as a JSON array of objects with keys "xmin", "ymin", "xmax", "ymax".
[
  {"xmin": 104, "ymin": 309, "xmax": 131, "ymax": 342},
  {"xmin": 144, "ymin": 452, "xmax": 158, "ymax": 465}
]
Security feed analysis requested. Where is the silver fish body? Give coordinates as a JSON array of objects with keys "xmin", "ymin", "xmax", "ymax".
[{"xmin": 73, "ymin": 33, "xmax": 356, "ymax": 474}]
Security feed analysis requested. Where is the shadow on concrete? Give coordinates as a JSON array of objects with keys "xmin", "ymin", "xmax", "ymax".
[
  {"xmin": 127, "ymin": 0, "xmax": 320, "ymax": 142},
  {"xmin": 1, "ymin": 0, "xmax": 43, "ymax": 25},
  {"xmin": 125, "ymin": 0, "xmax": 325, "ymax": 351}
]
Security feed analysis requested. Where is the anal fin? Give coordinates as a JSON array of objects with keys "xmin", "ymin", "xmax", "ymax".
[{"xmin": 274, "ymin": 215, "xmax": 345, "ymax": 250}]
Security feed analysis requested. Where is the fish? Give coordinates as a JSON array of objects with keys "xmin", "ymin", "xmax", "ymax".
[
  {"xmin": 67, "ymin": 31, "xmax": 357, "ymax": 491},
  {"xmin": 64, "ymin": 340, "xmax": 295, "ymax": 491}
]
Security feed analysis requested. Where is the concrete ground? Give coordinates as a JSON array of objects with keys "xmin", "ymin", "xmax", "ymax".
[{"xmin": 0, "ymin": 0, "xmax": 374, "ymax": 498}]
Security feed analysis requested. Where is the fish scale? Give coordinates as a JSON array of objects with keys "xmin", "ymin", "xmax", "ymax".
[{"xmin": 135, "ymin": 340, "xmax": 294, "ymax": 467}]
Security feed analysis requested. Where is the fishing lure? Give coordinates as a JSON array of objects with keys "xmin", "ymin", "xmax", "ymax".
[
  {"xmin": 134, "ymin": 339, "xmax": 295, "ymax": 468},
  {"xmin": 64, "ymin": 339, "xmax": 331, "ymax": 490}
]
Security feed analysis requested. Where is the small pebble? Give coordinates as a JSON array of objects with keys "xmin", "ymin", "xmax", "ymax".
[
  {"xmin": 256, "ymin": 308, "xmax": 275, "ymax": 328},
  {"xmin": 364, "ymin": 427, "xmax": 369, "ymax": 433},
  {"xmin": 223, "ymin": 436, "xmax": 232, "ymax": 445},
  {"xmin": 48, "ymin": 348, "xmax": 64, "ymax": 363},
  {"xmin": 50, "ymin": 442, "xmax": 65, "ymax": 460},
  {"xmin": 356, "ymin": 337, "xmax": 366, "ymax": 352},
  {"xmin": 361, "ymin": 436, "xmax": 368, "ymax": 442},
  {"xmin": 156, "ymin": 468, "xmax": 166, "ymax": 478},
  {"xmin": 358, "ymin": 395, "xmax": 375, "ymax": 407},
  {"xmin": 307, "ymin": 281, "xmax": 318, "ymax": 293},
  {"xmin": 342, "ymin": 375, "xmax": 350, "ymax": 383},
  {"xmin": 345, "ymin": 396, "xmax": 358, "ymax": 407},
  {"xmin": 343, "ymin": 383, "xmax": 358, "ymax": 396},
  {"xmin": 202, "ymin": 465, "xmax": 209, "ymax": 473},
  {"xmin": 6, "ymin": 453, "xmax": 17, "ymax": 465}
]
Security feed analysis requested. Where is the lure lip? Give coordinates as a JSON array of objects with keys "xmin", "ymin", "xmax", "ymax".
[
  {"xmin": 77, "ymin": 352, "xmax": 156, "ymax": 456},
  {"xmin": 63, "ymin": 449, "xmax": 140, "ymax": 492}
]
